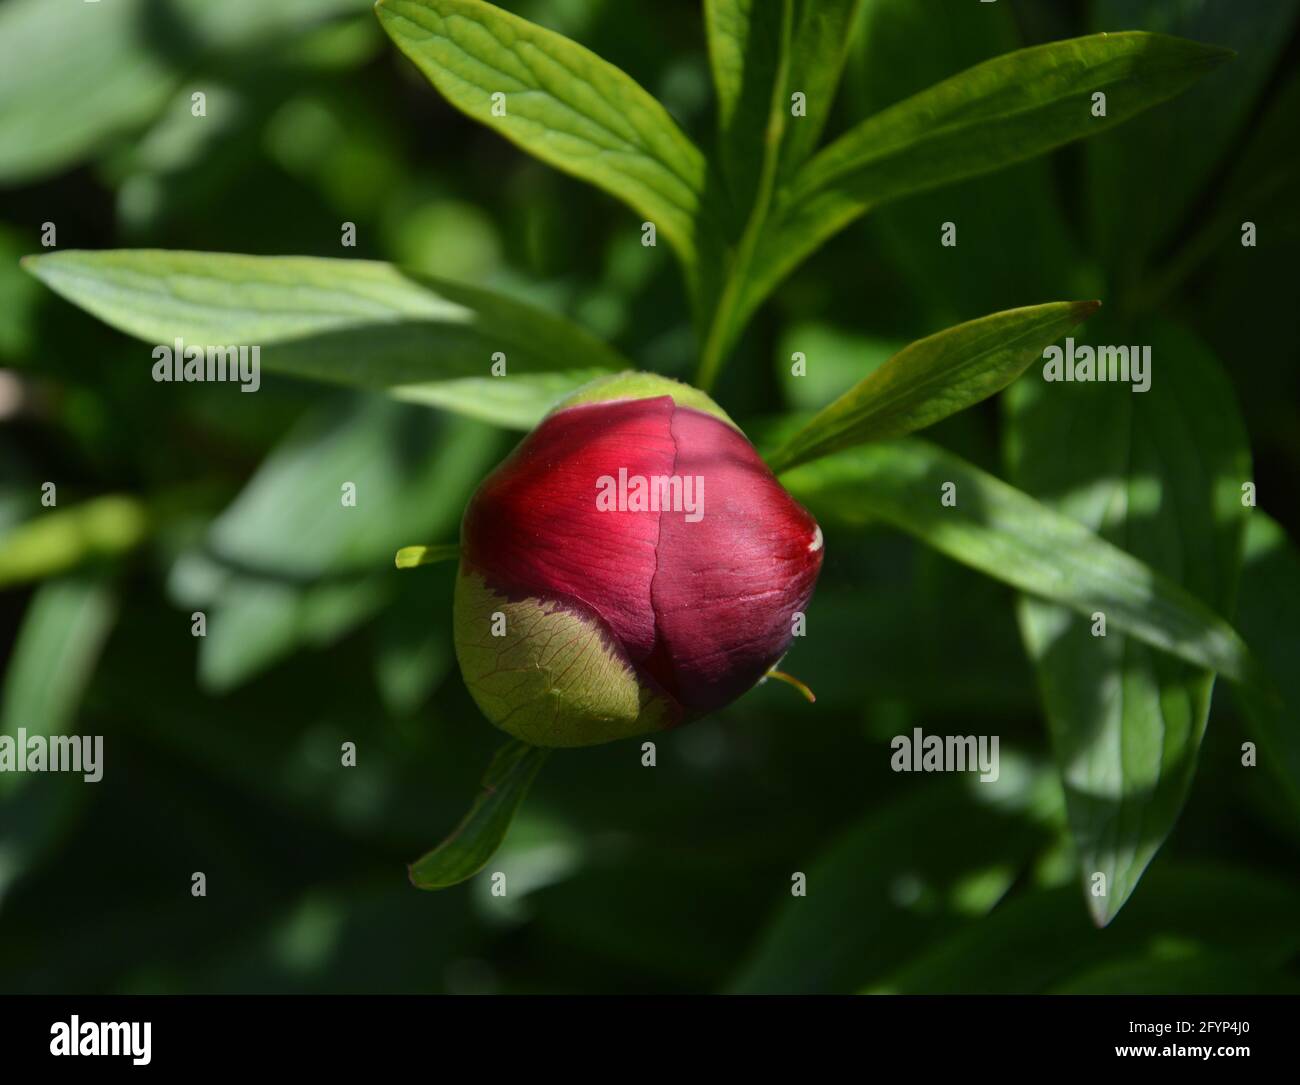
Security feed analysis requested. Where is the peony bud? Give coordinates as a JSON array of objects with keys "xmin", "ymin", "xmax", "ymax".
[{"xmin": 454, "ymin": 372, "xmax": 824, "ymax": 747}]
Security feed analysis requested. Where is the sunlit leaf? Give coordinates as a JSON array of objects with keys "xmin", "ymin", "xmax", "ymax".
[
  {"xmin": 768, "ymin": 300, "xmax": 1098, "ymax": 473},
  {"xmin": 705, "ymin": 0, "xmax": 864, "ymax": 214},
  {"xmin": 0, "ymin": 0, "xmax": 372, "ymax": 184},
  {"xmin": 0, "ymin": 576, "xmax": 117, "ymax": 798},
  {"xmin": 1005, "ymin": 319, "xmax": 1251, "ymax": 925},
  {"xmin": 781, "ymin": 437, "xmax": 1258, "ymax": 685},
  {"xmin": 375, "ymin": 0, "xmax": 711, "ymax": 272},
  {"xmin": 696, "ymin": 0, "xmax": 864, "ymax": 389},
  {"xmin": 739, "ymin": 32, "xmax": 1231, "ymax": 341},
  {"xmin": 167, "ymin": 395, "xmax": 498, "ymax": 691},
  {"xmin": 0, "ymin": 495, "xmax": 149, "ymax": 590},
  {"xmin": 22, "ymin": 250, "xmax": 626, "ymax": 429},
  {"xmin": 775, "ymin": 322, "xmax": 903, "ymax": 412}
]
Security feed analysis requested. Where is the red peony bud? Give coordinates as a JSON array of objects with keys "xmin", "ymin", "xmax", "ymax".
[{"xmin": 454, "ymin": 372, "xmax": 823, "ymax": 747}]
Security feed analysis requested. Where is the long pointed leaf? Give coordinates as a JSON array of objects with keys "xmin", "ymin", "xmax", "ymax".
[
  {"xmin": 408, "ymin": 738, "xmax": 550, "ymax": 890},
  {"xmin": 841, "ymin": 0, "xmax": 1082, "ymax": 325},
  {"xmin": 0, "ymin": 576, "xmax": 117, "ymax": 798},
  {"xmin": 1229, "ymin": 514, "xmax": 1300, "ymax": 820},
  {"xmin": 1006, "ymin": 320, "xmax": 1251, "ymax": 925},
  {"xmin": 1088, "ymin": 0, "xmax": 1300, "ymax": 279},
  {"xmin": 705, "ymin": 0, "xmax": 863, "ymax": 214},
  {"xmin": 780, "ymin": 437, "xmax": 1258, "ymax": 686},
  {"xmin": 22, "ymin": 249, "xmax": 624, "ymax": 429},
  {"xmin": 375, "ymin": 0, "xmax": 710, "ymax": 269},
  {"xmin": 697, "ymin": 0, "xmax": 864, "ymax": 389},
  {"xmin": 739, "ymin": 32, "xmax": 1232, "ymax": 339},
  {"xmin": 767, "ymin": 300, "xmax": 1098, "ymax": 473}
]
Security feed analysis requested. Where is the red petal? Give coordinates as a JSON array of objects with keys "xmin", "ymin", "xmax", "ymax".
[
  {"xmin": 462, "ymin": 396, "xmax": 676, "ymax": 667},
  {"xmin": 648, "ymin": 406, "xmax": 823, "ymax": 713}
]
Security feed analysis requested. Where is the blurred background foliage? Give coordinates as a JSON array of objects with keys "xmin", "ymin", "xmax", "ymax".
[{"xmin": 1, "ymin": 0, "xmax": 1298, "ymax": 993}]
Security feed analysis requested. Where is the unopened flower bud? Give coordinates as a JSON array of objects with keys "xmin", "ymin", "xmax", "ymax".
[{"xmin": 455, "ymin": 372, "xmax": 823, "ymax": 746}]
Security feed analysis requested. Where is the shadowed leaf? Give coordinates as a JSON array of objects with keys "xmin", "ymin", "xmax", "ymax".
[{"xmin": 409, "ymin": 738, "xmax": 550, "ymax": 890}]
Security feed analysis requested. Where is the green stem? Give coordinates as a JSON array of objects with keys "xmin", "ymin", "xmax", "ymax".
[{"xmin": 695, "ymin": 0, "xmax": 794, "ymax": 393}]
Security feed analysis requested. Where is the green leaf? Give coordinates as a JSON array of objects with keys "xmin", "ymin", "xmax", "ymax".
[
  {"xmin": 374, "ymin": 0, "xmax": 710, "ymax": 271},
  {"xmin": 728, "ymin": 769, "xmax": 1056, "ymax": 993},
  {"xmin": 1232, "ymin": 513, "xmax": 1300, "ymax": 819},
  {"xmin": 1135, "ymin": 68, "xmax": 1300, "ymax": 313},
  {"xmin": 1053, "ymin": 952, "xmax": 1300, "ymax": 995},
  {"xmin": 705, "ymin": 0, "xmax": 863, "ymax": 214},
  {"xmin": 22, "ymin": 250, "xmax": 626, "ymax": 430},
  {"xmin": 846, "ymin": 0, "xmax": 1020, "ymax": 117},
  {"xmin": 1004, "ymin": 319, "xmax": 1251, "ymax": 925},
  {"xmin": 780, "ymin": 437, "xmax": 1257, "ymax": 684},
  {"xmin": 767, "ymin": 300, "xmax": 1098, "ymax": 474},
  {"xmin": 0, "ymin": 495, "xmax": 149, "ymax": 590},
  {"xmin": 700, "ymin": 0, "xmax": 793, "ymax": 299},
  {"xmin": 775, "ymin": 0, "xmax": 865, "ymax": 175},
  {"xmin": 841, "ymin": 0, "xmax": 1086, "ymax": 326},
  {"xmin": 776, "ymin": 322, "xmax": 904, "ymax": 412},
  {"xmin": 0, "ymin": 0, "xmax": 177, "ymax": 185},
  {"xmin": 409, "ymin": 738, "xmax": 550, "ymax": 890},
  {"xmin": 168, "ymin": 395, "xmax": 498, "ymax": 691},
  {"xmin": 0, "ymin": 773, "xmax": 89, "ymax": 909},
  {"xmin": 0, "ymin": 0, "xmax": 372, "ymax": 184},
  {"xmin": 0, "ymin": 226, "xmax": 41, "ymax": 362},
  {"xmin": 696, "ymin": 0, "xmax": 864, "ymax": 390},
  {"xmin": 183, "ymin": 571, "xmax": 387, "ymax": 694},
  {"xmin": 394, "ymin": 543, "xmax": 460, "ymax": 569},
  {"xmin": 207, "ymin": 396, "xmax": 495, "ymax": 579},
  {"xmin": 1088, "ymin": 0, "xmax": 1300, "ymax": 280},
  {"xmin": 741, "ymin": 32, "xmax": 1232, "ymax": 336},
  {"xmin": 1, "ymin": 576, "xmax": 117, "ymax": 798},
  {"xmin": 762, "ymin": 534, "xmax": 1038, "ymax": 716},
  {"xmin": 704, "ymin": 0, "xmax": 780, "ymax": 220},
  {"xmin": 870, "ymin": 865, "xmax": 1300, "ymax": 994},
  {"xmin": 374, "ymin": 566, "xmax": 455, "ymax": 717},
  {"xmin": 394, "ymin": 370, "xmax": 611, "ymax": 430}
]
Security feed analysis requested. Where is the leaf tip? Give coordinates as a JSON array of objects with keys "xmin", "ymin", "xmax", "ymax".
[
  {"xmin": 1085, "ymin": 878, "xmax": 1129, "ymax": 928},
  {"xmin": 1185, "ymin": 42, "xmax": 1237, "ymax": 76},
  {"xmin": 1071, "ymin": 299, "xmax": 1102, "ymax": 322}
]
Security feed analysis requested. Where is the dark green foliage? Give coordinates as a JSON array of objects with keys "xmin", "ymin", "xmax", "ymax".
[{"xmin": 1, "ymin": 0, "xmax": 1298, "ymax": 993}]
